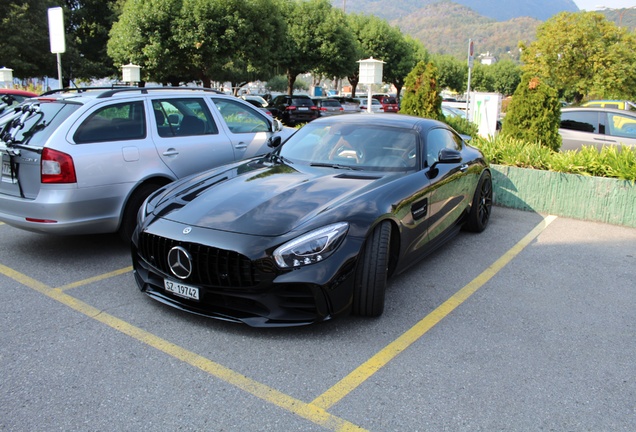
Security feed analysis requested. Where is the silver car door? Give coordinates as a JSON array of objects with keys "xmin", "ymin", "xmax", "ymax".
[
  {"xmin": 151, "ymin": 97, "xmax": 236, "ymax": 178},
  {"xmin": 209, "ymin": 97, "xmax": 277, "ymax": 160}
]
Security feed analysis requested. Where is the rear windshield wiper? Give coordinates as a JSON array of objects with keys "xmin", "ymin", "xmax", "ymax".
[{"xmin": 310, "ymin": 162, "xmax": 362, "ymax": 171}]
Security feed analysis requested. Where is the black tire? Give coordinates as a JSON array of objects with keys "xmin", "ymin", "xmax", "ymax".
[
  {"xmin": 119, "ymin": 183, "xmax": 161, "ymax": 243},
  {"xmin": 464, "ymin": 170, "xmax": 493, "ymax": 233},
  {"xmin": 352, "ymin": 221, "xmax": 391, "ymax": 317}
]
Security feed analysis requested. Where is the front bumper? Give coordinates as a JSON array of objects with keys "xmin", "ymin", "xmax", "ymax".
[{"xmin": 131, "ymin": 219, "xmax": 363, "ymax": 327}]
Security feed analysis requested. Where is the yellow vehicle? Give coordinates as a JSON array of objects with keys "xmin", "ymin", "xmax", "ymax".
[{"xmin": 582, "ymin": 100, "xmax": 636, "ymax": 111}]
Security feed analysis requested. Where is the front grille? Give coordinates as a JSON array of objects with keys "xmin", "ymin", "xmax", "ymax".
[{"xmin": 139, "ymin": 232, "xmax": 259, "ymax": 288}]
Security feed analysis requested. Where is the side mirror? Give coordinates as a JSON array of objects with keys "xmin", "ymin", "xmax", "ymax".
[
  {"xmin": 267, "ymin": 135, "xmax": 282, "ymax": 148},
  {"xmin": 427, "ymin": 148, "xmax": 462, "ymax": 179},
  {"xmin": 271, "ymin": 118, "xmax": 283, "ymax": 132},
  {"xmin": 438, "ymin": 148, "xmax": 462, "ymax": 164}
]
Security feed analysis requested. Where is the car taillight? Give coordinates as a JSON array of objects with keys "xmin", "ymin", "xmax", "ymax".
[
  {"xmin": 311, "ymin": 106, "xmax": 318, "ymax": 111},
  {"xmin": 319, "ymin": 107, "xmax": 327, "ymax": 111},
  {"xmin": 285, "ymin": 105, "xmax": 297, "ymax": 111},
  {"xmin": 41, "ymin": 148, "xmax": 77, "ymax": 183}
]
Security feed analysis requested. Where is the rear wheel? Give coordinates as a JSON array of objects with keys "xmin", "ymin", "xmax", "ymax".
[
  {"xmin": 352, "ymin": 221, "xmax": 391, "ymax": 317},
  {"xmin": 119, "ymin": 183, "xmax": 161, "ymax": 243},
  {"xmin": 464, "ymin": 170, "xmax": 493, "ymax": 233}
]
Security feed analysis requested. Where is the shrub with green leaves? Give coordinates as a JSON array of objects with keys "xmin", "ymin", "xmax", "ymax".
[
  {"xmin": 501, "ymin": 74, "xmax": 562, "ymax": 151},
  {"xmin": 473, "ymin": 134, "xmax": 636, "ymax": 182},
  {"xmin": 400, "ymin": 61, "xmax": 443, "ymax": 121}
]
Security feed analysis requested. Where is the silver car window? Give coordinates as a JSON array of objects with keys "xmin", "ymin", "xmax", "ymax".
[
  {"xmin": 211, "ymin": 98, "xmax": 269, "ymax": 133},
  {"xmin": 74, "ymin": 101, "xmax": 146, "ymax": 143},
  {"xmin": 152, "ymin": 98, "xmax": 218, "ymax": 137}
]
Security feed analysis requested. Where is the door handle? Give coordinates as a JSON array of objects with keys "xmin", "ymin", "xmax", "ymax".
[
  {"xmin": 460, "ymin": 164, "xmax": 469, "ymax": 172},
  {"xmin": 163, "ymin": 149, "xmax": 179, "ymax": 156},
  {"xmin": 234, "ymin": 142, "xmax": 247, "ymax": 150}
]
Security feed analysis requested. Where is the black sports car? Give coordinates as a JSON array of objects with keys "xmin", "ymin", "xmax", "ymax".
[{"xmin": 131, "ymin": 114, "xmax": 492, "ymax": 327}]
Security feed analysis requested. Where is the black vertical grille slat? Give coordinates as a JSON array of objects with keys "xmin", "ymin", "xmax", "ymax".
[{"xmin": 139, "ymin": 232, "xmax": 259, "ymax": 288}]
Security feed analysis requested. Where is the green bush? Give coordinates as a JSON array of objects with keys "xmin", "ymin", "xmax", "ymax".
[
  {"xmin": 473, "ymin": 134, "xmax": 636, "ymax": 182},
  {"xmin": 400, "ymin": 61, "xmax": 443, "ymax": 121},
  {"xmin": 445, "ymin": 115, "xmax": 478, "ymax": 137},
  {"xmin": 500, "ymin": 74, "xmax": 562, "ymax": 151}
]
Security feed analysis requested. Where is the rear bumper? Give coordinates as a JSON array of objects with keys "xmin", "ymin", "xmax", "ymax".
[{"xmin": 0, "ymin": 184, "xmax": 129, "ymax": 235}]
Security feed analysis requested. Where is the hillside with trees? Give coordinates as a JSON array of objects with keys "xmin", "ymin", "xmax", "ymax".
[
  {"xmin": 396, "ymin": 2, "xmax": 540, "ymax": 60},
  {"xmin": 335, "ymin": 0, "xmax": 578, "ymax": 21}
]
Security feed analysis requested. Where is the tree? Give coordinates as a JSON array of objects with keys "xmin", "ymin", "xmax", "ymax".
[
  {"xmin": 108, "ymin": 0, "xmax": 191, "ymax": 85},
  {"xmin": 521, "ymin": 11, "xmax": 636, "ymax": 103},
  {"xmin": 275, "ymin": 0, "xmax": 349, "ymax": 95},
  {"xmin": 63, "ymin": 0, "xmax": 120, "ymax": 81},
  {"xmin": 432, "ymin": 54, "xmax": 467, "ymax": 93},
  {"xmin": 345, "ymin": 13, "xmax": 424, "ymax": 98},
  {"xmin": 489, "ymin": 59, "xmax": 521, "ymax": 96},
  {"xmin": 311, "ymin": 7, "xmax": 357, "ymax": 84},
  {"xmin": 175, "ymin": 0, "xmax": 285, "ymax": 92},
  {"xmin": 0, "ymin": 0, "xmax": 57, "ymax": 79},
  {"xmin": 501, "ymin": 74, "xmax": 562, "ymax": 151},
  {"xmin": 400, "ymin": 61, "xmax": 443, "ymax": 121}
]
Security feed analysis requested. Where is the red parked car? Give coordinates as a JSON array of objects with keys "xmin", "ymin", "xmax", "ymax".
[{"xmin": 372, "ymin": 94, "xmax": 399, "ymax": 113}]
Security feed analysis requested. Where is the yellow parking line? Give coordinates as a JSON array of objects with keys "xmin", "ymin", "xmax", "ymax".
[
  {"xmin": 56, "ymin": 266, "xmax": 133, "ymax": 291},
  {"xmin": 311, "ymin": 215, "xmax": 558, "ymax": 410},
  {"xmin": 0, "ymin": 262, "xmax": 366, "ymax": 432}
]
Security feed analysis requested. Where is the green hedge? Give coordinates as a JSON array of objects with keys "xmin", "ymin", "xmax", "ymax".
[{"xmin": 471, "ymin": 134, "xmax": 636, "ymax": 182}]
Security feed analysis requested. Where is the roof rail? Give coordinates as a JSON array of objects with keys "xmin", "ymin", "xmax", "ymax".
[
  {"xmin": 40, "ymin": 86, "xmax": 130, "ymax": 96},
  {"xmin": 96, "ymin": 86, "xmax": 224, "ymax": 99},
  {"xmin": 39, "ymin": 86, "xmax": 225, "ymax": 99}
]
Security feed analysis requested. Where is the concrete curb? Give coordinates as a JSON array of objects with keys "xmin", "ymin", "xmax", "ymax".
[{"xmin": 491, "ymin": 164, "xmax": 636, "ymax": 228}]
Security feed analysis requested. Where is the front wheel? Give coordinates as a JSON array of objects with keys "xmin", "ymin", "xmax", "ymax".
[
  {"xmin": 352, "ymin": 221, "xmax": 391, "ymax": 317},
  {"xmin": 464, "ymin": 170, "xmax": 493, "ymax": 233}
]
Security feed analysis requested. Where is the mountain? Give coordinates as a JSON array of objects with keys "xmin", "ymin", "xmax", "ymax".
[
  {"xmin": 395, "ymin": 2, "xmax": 541, "ymax": 59},
  {"xmin": 338, "ymin": 0, "xmax": 579, "ymax": 22}
]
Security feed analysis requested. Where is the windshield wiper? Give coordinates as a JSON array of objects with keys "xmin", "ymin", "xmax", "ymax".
[{"xmin": 310, "ymin": 162, "xmax": 362, "ymax": 171}]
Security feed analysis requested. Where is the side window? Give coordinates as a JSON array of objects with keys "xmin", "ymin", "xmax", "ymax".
[
  {"xmin": 560, "ymin": 111, "xmax": 598, "ymax": 133},
  {"xmin": 608, "ymin": 113, "xmax": 636, "ymax": 139},
  {"xmin": 425, "ymin": 128, "xmax": 462, "ymax": 167},
  {"xmin": 212, "ymin": 98, "xmax": 269, "ymax": 133},
  {"xmin": 74, "ymin": 101, "xmax": 146, "ymax": 144},
  {"xmin": 152, "ymin": 98, "xmax": 218, "ymax": 138}
]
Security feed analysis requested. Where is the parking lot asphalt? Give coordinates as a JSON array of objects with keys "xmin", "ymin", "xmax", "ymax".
[{"xmin": 1, "ymin": 206, "xmax": 635, "ymax": 431}]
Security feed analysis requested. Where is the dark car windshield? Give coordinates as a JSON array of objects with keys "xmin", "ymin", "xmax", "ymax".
[
  {"xmin": 1, "ymin": 101, "xmax": 81, "ymax": 146},
  {"xmin": 291, "ymin": 97, "xmax": 313, "ymax": 107},
  {"xmin": 279, "ymin": 122, "xmax": 418, "ymax": 171}
]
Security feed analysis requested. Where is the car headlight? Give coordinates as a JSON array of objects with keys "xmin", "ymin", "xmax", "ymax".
[{"xmin": 274, "ymin": 222, "xmax": 349, "ymax": 268}]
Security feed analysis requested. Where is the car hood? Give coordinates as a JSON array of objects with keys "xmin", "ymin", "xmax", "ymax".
[{"xmin": 152, "ymin": 160, "xmax": 387, "ymax": 236}]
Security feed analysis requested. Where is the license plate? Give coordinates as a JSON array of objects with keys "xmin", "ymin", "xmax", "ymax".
[
  {"xmin": 2, "ymin": 162, "xmax": 12, "ymax": 176},
  {"xmin": 164, "ymin": 279, "xmax": 200, "ymax": 300},
  {"xmin": 298, "ymin": 107, "xmax": 309, "ymax": 111}
]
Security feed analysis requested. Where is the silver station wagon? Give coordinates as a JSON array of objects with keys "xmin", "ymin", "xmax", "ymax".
[{"xmin": 0, "ymin": 87, "xmax": 293, "ymax": 240}]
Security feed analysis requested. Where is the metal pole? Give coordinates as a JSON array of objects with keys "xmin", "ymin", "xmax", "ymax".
[
  {"xmin": 466, "ymin": 39, "xmax": 473, "ymax": 120},
  {"xmin": 56, "ymin": 53, "xmax": 63, "ymax": 89}
]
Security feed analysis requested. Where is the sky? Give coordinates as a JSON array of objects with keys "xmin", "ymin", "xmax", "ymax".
[{"xmin": 574, "ymin": 0, "xmax": 636, "ymax": 10}]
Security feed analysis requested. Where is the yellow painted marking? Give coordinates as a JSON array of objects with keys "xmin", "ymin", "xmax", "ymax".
[
  {"xmin": 312, "ymin": 215, "xmax": 558, "ymax": 410},
  {"xmin": 56, "ymin": 266, "xmax": 133, "ymax": 291},
  {"xmin": 0, "ymin": 262, "xmax": 367, "ymax": 431},
  {"xmin": 0, "ymin": 215, "xmax": 557, "ymax": 429}
]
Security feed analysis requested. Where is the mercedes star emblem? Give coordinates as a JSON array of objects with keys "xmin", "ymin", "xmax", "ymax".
[{"xmin": 167, "ymin": 246, "xmax": 193, "ymax": 279}]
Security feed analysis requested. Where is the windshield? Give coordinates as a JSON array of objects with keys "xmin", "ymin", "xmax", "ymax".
[{"xmin": 279, "ymin": 122, "xmax": 418, "ymax": 171}]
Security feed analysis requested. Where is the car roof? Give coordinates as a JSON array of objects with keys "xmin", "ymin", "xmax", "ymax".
[
  {"xmin": 36, "ymin": 86, "xmax": 225, "ymax": 103},
  {"xmin": 562, "ymin": 107, "xmax": 636, "ymax": 116},
  {"xmin": 0, "ymin": 89, "xmax": 38, "ymax": 97},
  {"xmin": 309, "ymin": 113, "xmax": 444, "ymax": 130}
]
